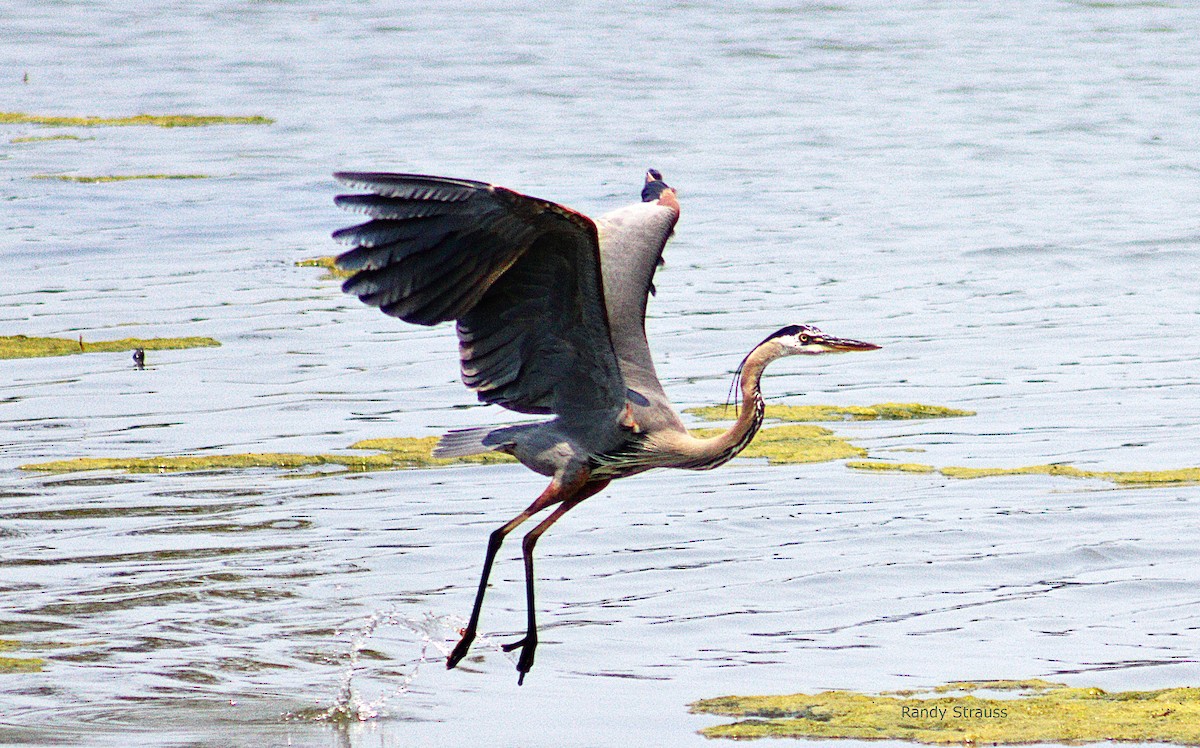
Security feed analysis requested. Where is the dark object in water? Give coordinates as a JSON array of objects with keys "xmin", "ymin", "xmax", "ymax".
[{"xmin": 132, "ymin": 348, "xmax": 145, "ymax": 369}]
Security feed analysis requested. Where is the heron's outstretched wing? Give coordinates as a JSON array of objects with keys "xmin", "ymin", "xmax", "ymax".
[
  {"xmin": 333, "ymin": 172, "xmax": 626, "ymax": 419},
  {"xmin": 595, "ymin": 199, "xmax": 685, "ymax": 434}
]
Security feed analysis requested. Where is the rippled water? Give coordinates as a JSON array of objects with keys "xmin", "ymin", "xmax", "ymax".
[{"xmin": 3, "ymin": 1, "xmax": 1200, "ymax": 746}]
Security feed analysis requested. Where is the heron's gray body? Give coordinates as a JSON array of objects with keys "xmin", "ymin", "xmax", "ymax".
[
  {"xmin": 431, "ymin": 198, "xmax": 688, "ymax": 479},
  {"xmin": 369, "ymin": 186, "xmax": 689, "ymax": 479}
]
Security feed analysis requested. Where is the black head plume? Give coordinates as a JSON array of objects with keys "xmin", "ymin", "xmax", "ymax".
[{"xmin": 759, "ymin": 324, "xmax": 810, "ymax": 347}]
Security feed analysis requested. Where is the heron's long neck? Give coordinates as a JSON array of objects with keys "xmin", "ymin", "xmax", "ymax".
[{"xmin": 685, "ymin": 342, "xmax": 778, "ymax": 470}]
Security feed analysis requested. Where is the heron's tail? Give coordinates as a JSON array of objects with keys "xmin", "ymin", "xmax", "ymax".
[{"xmin": 433, "ymin": 426, "xmax": 506, "ymax": 458}]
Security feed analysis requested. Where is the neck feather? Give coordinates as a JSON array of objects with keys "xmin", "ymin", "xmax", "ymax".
[
  {"xmin": 722, "ymin": 342, "xmax": 776, "ymax": 453},
  {"xmin": 679, "ymin": 341, "xmax": 781, "ymax": 470}
]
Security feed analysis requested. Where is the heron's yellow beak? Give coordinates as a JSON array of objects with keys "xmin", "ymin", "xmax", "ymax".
[{"xmin": 816, "ymin": 335, "xmax": 880, "ymax": 352}]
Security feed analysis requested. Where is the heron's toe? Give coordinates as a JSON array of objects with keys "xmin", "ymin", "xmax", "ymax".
[
  {"xmin": 446, "ymin": 631, "xmax": 476, "ymax": 669},
  {"xmin": 501, "ymin": 635, "xmax": 538, "ymax": 685}
]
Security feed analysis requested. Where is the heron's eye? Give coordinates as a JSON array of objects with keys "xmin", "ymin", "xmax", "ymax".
[{"xmin": 798, "ymin": 334, "xmax": 810, "ymax": 344}]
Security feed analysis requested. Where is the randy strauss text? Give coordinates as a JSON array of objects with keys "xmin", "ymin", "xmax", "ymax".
[{"xmin": 900, "ymin": 705, "xmax": 1009, "ymax": 720}]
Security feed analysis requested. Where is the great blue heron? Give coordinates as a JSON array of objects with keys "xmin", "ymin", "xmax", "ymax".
[{"xmin": 332, "ymin": 170, "xmax": 879, "ymax": 683}]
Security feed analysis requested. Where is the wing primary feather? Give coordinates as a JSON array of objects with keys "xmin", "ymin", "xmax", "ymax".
[
  {"xmin": 333, "ymin": 216, "xmax": 453, "ymax": 249},
  {"xmin": 333, "ymin": 172, "xmax": 489, "ymax": 201},
  {"xmin": 410, "ymin": 264, "xmax": 499, "ymax": 324},
  {"xmin": 378, "ymin": 248, "xmax": 492, "ymax": 325},
  {"xmin": 335, "ymin": 220, "xmax": 461, "ymax": 273},
  {"xmin": 333, "ymin": 194, "xmax": 475, "ymax": 220},
  {"xmin": 351, "ymin": 235, "xmax": 476, "ymax": 318}
]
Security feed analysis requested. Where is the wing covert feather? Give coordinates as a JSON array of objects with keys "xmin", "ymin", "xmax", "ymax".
[{"xmin": 595, "ymin": 200, "xmax": 685, "ymax": 433}]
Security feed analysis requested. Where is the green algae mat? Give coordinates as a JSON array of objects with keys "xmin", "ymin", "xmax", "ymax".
[
  {"xmin": 1, "ymin": 335, "xmax": 219, "ymax": 360},
  {"xmin": 32, "ymin": 174, "xmax": 210, "ymax": 183},
  {"xmin": 10, "ymin": 134, "xmax": 93, "ymax": 143},
  {"xmin": 23, "ymin": 402, "xmax": 934, "ymax": 475},
  {"xmin": 15, "ymin": 409, "xmax": 888, "ymax": 475},
  {"xmin": 17, "ymin": 427, "xmax": 861, "ymax": 475},
  {"xmin": 17, "ymin": 402, "xmax": 1199, "ymax": 485},
  {"xmin": 730, "ymin": 423, "xmax": 864, "ymax": 464},
  {"xmin": 848, "ymin": 460, "xmax": 1200, "ymax": 487},
  {"xmin": 1, "ymin": 112, "xmax": 272, "ymax": 127},
  {"xmin": 21, "ymin": 436, "xmax": 515, "ymax": 475},
  {"xmin": 692, "ymin": 680, "xmax": 1200, "ymax": 743},
  {"xmin": 296, "ymin": 256, "xmax": 355, "ymax": 280},
  {"xmin": 0, "ymin": 656, "xmax": 43, "ymax": 674},
  {"xmin": 688, "ymin": 402, "xmax": 975, "ymax": 422},
  {"xmin": 0, "ymin": 640, "xmax": 45, "ymax": 674},
  {"xmin": 686, "ymin": 403, "xmax": 967, "ymax": 465}
]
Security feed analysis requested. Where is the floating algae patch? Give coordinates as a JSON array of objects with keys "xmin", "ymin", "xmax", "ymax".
[
  {"xmin": 11, "ymin": 134, "xmax": 92, "ymax": 143},
  {"xmin": 0, "ymin": 640, "xmax": 45, "ymax": 674},
  {"xmin": 691, "ymin": 680, "xmax": 1200, "ymax": 743},
  {"xmin": 681, "ymin": 403, "xmax": 959, "ymax": 465},
  {"xmin": 687, "ymin": 402, "xmax": 975, "ymax": 423},
  {"xmin": 743, "ymin": 424, "xmax": 866, "ymax": 464},
  {"xmin": 296, "ymin": 256, "xmax": 354, "ymax": 280},
  {"xmin": 847, "ymin": 461, "xmax": 1200, "ymax": 487},
  {"xmin": 689, "ymin": 424, "xmax": 866, "ymax": 465},
  {"xmin": 845, "ymin": 460, "xmax": 937, "ymax": 474},
  {"xmin": 20, "ymin": 424, "xmax": 852, "ymax": 475},
  {"xmin": 349, "ymin": 437, "xmax": 515, "ymax": 466},
  {"xmin": 22, "ymin": 454, "xmax": 369, "ymax": 474},
  {"xmin": 21, "ymin": 437, "xmax": 515, "ymax": 476},
  {"xmin": 925, "ymin": 679, "xmax": 1069, "ymax": 694},
  {"xmin": 0, "ymin": 335, "xmax": 220, "ymax": 360},
  {"xmin": 0, "ymin": 112, "xmax": 273, "ymax": 127},
  {"xmin": 939, "ymin": 464, "xmax": 1200, "ymax": 486},
  {"xmin": 0, "ymin": 656, "xmax": 44, "ymax": 674},
  {"xmin": 33, "ymin": 173, "xmax": 209, "ymax": 183}
]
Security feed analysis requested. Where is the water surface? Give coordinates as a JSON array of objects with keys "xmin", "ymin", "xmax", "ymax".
[{"xmin": 3, "ymin": 2, "xmax": 1200, "ymax": 746}]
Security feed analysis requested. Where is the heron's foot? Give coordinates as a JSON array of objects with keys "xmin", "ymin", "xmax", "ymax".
[
  {"xmin": 501, "ymin": 635, "xmax": 537, "ymax": 685},
  {"xmin": 446, "ymin": 629, "xmax": 476, "ymax": 670}
]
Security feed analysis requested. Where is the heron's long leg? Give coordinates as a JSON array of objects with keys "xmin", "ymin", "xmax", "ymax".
[
  {"xmin": 502, "ymin": 479, "xmax": 610, "ymax": 684},
  {"xmin": 446, "ymin": 473, "xmax": 591, "ymax": 670}
]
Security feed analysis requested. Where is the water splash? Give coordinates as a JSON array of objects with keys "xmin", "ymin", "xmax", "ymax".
[
  {"xmin": 308, "ymin": 610, "xmax": 454, "ymax": 724},
  {"xmin": 303, "ymin": 608, "xmax": 532, "ymax": 724}
]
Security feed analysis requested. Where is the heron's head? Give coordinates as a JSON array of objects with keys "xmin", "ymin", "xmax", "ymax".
[
  {"xmin": 641, "ymin": 168, "xmax": 672, "ymax": 203},
  {"xmin": 763, "ymin": 324, "xmax": 880, "ymax": 356}
]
